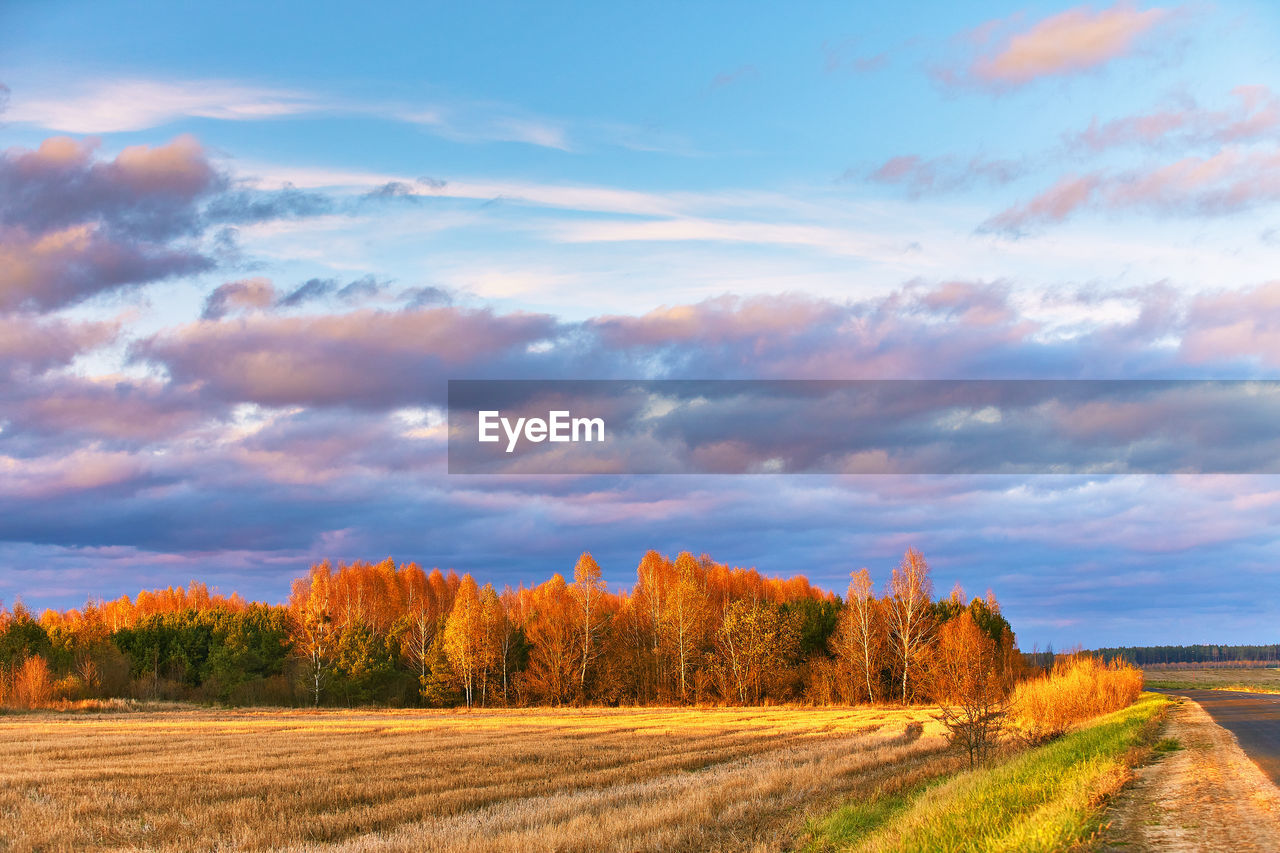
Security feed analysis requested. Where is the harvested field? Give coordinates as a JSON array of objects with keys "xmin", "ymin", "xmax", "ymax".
[
  {"xmin": 0, "ymin": 706, "xmax": 953, "ymax": 852},
  {"xmin": 1142, "ymin": 667, "xmax": 1280, "ymax": 694}
]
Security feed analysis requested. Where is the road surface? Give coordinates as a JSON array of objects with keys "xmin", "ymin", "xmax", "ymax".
[{"xmin": 1157, "ymin": 688, "xmax": 1280, "ymax": 785}]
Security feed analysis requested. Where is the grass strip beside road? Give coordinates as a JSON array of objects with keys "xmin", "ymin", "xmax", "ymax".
[{"xmin": 802, "ymin": 692, "xmax": 1172, "ymax": 853}]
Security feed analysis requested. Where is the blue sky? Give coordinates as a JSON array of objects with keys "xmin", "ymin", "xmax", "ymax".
[{"xmin": 2, "ymin": 1, "xmax": 1280, "ymax": 648}]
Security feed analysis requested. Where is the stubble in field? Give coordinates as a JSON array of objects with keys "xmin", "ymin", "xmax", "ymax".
[
  {"xmin": 0, "ymin": 705, "xmax": 954, "ymax": 852},
  {"xmin": 1141, "ymin": 667, "xmax": 1280, "ymax": 694}
]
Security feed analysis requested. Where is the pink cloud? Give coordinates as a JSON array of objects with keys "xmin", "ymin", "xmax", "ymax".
[
  {"xmin": 1181, "ymin": 281, "xmax": 1280, "ymax": 366},
  {"xmin": 135, "ymin": 307, "xmax": 560, "ymax": 406},
  {"xmin": 986, "ymin": 145, "xmax": 1280, "ymax": 231},
  {"xmin": 590, "ymin": 294, "xmax": 844, "ymax": 349},
  {"xmin": 1109, "ymin": 147, "xmax": 1280, "ymax": 213},
  {"xmin": 963, "ymin": 3, "xmax": 1173, "ymax": 88},
  {"xmin": 0, "ymin": 449, "xmax": 152, "ymax": 501},
  {"xmin": 1069, "ymin": 86, "xmax": 1280, "ymax": 151},
  {"xmin": 0, "ymin": 134, "xmax": 222, "ymax": 310},
  {"xmin": 0, "ymin": 314, "xmax": 117, "ymax": 377},
  {"xmin": 8, "ymin": 376, "xmax": 216, "ymax": 443},
  {"xmin": 0, "ymin": 222, "xmax": 211, "ymax": 311},
  {"xmin": 984, "ymin": 175, "xmax": 1101, "ymax": 231},
  {"xmin": 866, "ymin": 154, "xmax": 1023, "ymax": 196}
]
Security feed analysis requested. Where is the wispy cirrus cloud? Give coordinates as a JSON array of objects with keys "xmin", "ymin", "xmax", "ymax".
[
  {"xmin": 1067, "ymin": 85, "xmax": 1280, "ymax": 151},
  {"xmin": 985, "ymin": 146, "xmax": 1280, "ymax": 232},
  {"xmin": 4, "ymin": 79, "xmax": 318, "ymax": 133},
  {"xmin": 865, "ymin": 154, "xmax": 1025, "ymax": 196},
  {"xmin": 4, "ymin": 78, "xmax": 575, "ymax": 150},
  {"xmin": 941, "ymin": 3, "xmax": 1176, "ymax": 90}
]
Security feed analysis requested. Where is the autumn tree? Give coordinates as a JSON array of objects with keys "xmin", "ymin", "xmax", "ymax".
[
  {"xmin": 444, "ymin": 575, "xmax": 484, "ymax": 707},
  {"xmin": 493, "ymin": 586, "xmax": 524, "ymax": 703},
  {"xmin": 663, "ymin": 552, "xmax": 709, "ymax": 702},
  {"xmin": 522, "ymin": 575, "xmax": 580, "ymax": 704},
  {"xmin": 716, "ymin": 598, "xmax": 797, "ymax": 704},
  {"xmin": 831, "ymin": 568, "xmax": 886, "ymax": 703},
  {"xmin": 631, "ymin": 550, "xmax": 672, "ymax": 700},
  {"xmin": 886, "ymin": 548, "xmax": 934, "ymax": 704},
  {"xmin": 291, "ymin": 564, "xmax": 338, "ymax": 707},
  {"xmin": 932, "ymin": 610, "xmax": 1009, "ymax": 766},
  {"xmin": 475, "ymin": 583, "xmax": 508, "ymax": 705},
  {"xmin": 392, "ymin": 564, "xmax": 440, "ymax": 683},
  {"xmin": 571, "ymin": 552, "xmax": 607, "ymax": 697}
]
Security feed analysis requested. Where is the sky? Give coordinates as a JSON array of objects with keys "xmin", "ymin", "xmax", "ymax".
[{"xmin": 2, "ymin": 0, "xmax": 1280, "ymax": 648}]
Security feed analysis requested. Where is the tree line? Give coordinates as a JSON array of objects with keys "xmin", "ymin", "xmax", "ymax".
[
  {"xmin": 0, "ymin": 548, "xmax": 1018, "ymax": 709},
  {"xmin": 1094, "ymin": 644, "xmax": 1280, "ymax": 666}
]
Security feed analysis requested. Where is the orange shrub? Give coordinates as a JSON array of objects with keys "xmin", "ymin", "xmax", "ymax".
[
  {"xmin": 12, "ymin": 655, "xmax": 54, "ymax": 709},
  {"xmin": 1011, "ymin": 655, "xmax": 1142, "ymax": 742}
]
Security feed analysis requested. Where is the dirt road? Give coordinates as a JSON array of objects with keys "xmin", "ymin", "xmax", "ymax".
[{"xmin": 1101, "ymin": 695, "xmax": 1280, "ymax": 852}]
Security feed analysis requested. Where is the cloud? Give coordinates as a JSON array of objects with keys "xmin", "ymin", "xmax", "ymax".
[
  {"xmin": 133, "ymin": 306, "xmax": 563, "ymax": 407},
  {"xmin": 0, "ymin": 375, "xmax": 219, "ymax": 448},
  {"xmin": 0, "ymin": 133, "xmax": 353, "ymax": 312},
  {"xmin": 949, "ymin": 3, "xmax": 1174, "ymax": 89},
  {"xmin": 866, "ymin": 154, "xmax": 1024, "ymax": 196},
  {"xmin": 6, "ymin": 78, "xmax": 576, "ymax": 151},
  {"xmin": 983, "ymin": 175, "xmax": 1101, "ymax": 232},
  {"xmin": 399, "ymin": 109, "xmax": 572, "ymax": 151},
  {"xmin": 204, "ymin": 183, "xmax": 333, "ymax": 224},
  {"xmin": 1067, "ymin": 86, "xmax": 1280, "ymax": 151},
  {"xmin": 0, "ymin": 223, "xmax": 213, "ymax": 312},
  {"xmin": 0, "ymin": 315, "xmax": 118, "ymax": 378},
  {"xmin": 0, "ymin": 134, "xmax": 224, "ymax": 310},
  {"xmin": 1180, "ymin": 281, "xmax": 1280, "ymax": 367},
  {"xmin": 0, "ymin": 135, "xmax": 220, "ymax": 240},
  {"xmin": 129, "ymin": 282, "xmax": 1226, "ymax": 423},
  {"xmin": 276, "ymin": 277, "xmax": 338, "ymax": 308},
  {"xmin": 276, "ymin": 274, "xmax": 390, "ymax": 308},
  {"xmin": 4, "ymin": 79, "xmax": 317, "ymax": 133},
  {"xmin": 202, "ymin": 278, "xmax": 277, "ymax": 320},
  {"xmin": 985, "ymin": 148, "xmax": 1280, "ymax": 232}
]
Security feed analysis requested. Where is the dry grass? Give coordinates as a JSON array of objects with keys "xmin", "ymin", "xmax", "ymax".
[
  {"xmin": 1142, "ymin": 667, "xmax": 1280, "ymax": 694},
  {"xmin": 1010, "ymin": 656, "xmax": 1144, "ymax": 743},
  {"xmin": 0, "ymin": 705, "xmax": 952, "ymax": 852}
]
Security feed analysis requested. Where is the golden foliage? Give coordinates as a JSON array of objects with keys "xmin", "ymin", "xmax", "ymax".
[{"xmin": 1010, "ymin": 655, "xmax": 1143, "ymax": 743}]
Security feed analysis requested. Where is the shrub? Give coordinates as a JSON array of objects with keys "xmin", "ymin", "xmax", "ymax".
[
  {"xmin": 1010, "ymin": 655, "xmax": 1142, "ymax": 743},
  {"xmin": 12, "ymin": 655, "xmax": 55, "ymax": 708}
]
